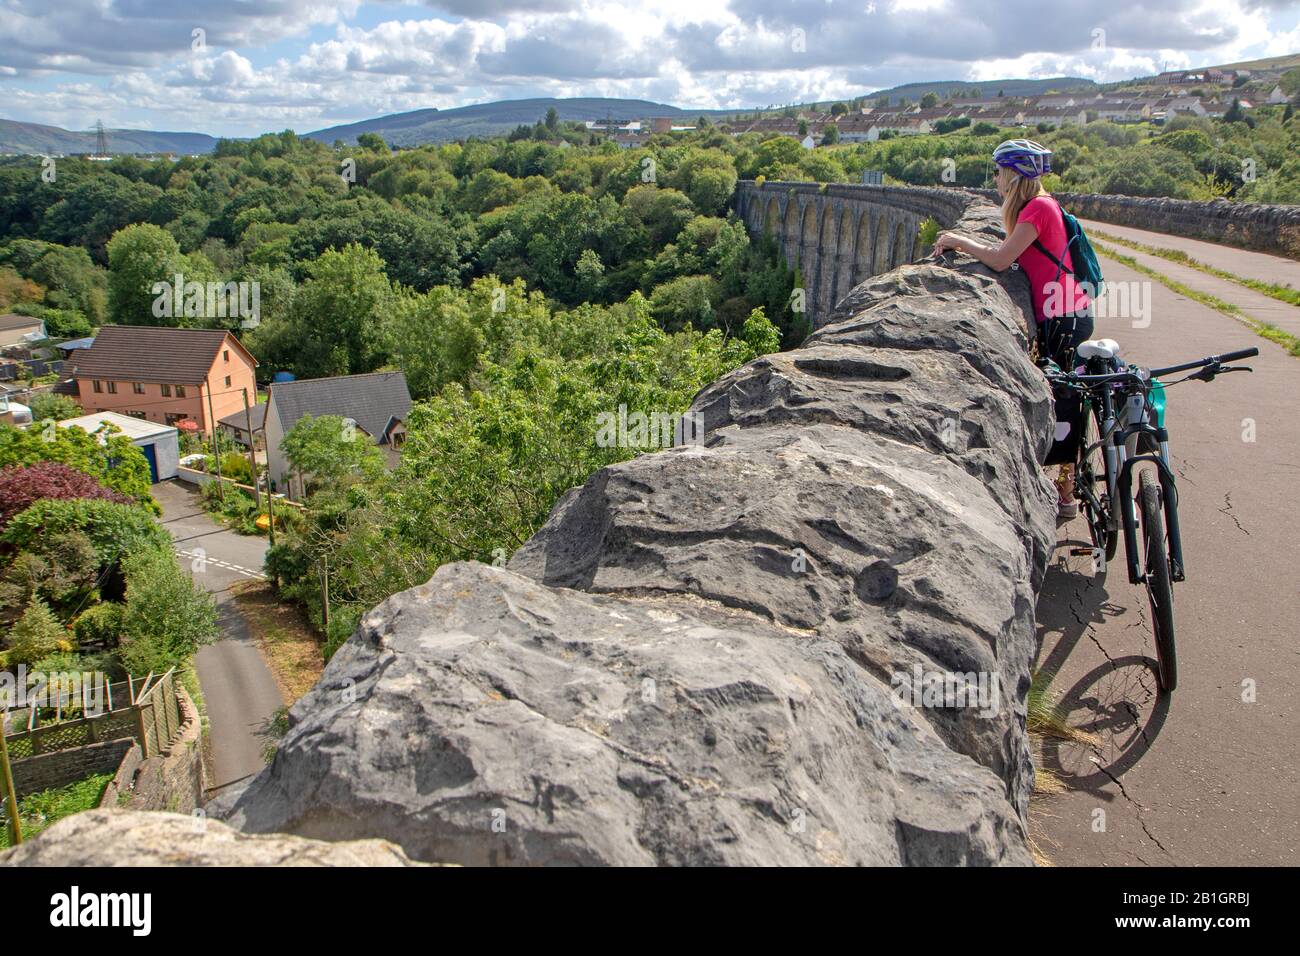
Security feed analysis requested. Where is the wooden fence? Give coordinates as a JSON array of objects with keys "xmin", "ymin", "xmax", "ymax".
[{"xmin": 1, "ymin": 669, "xmax": 183, "ymax": 761}]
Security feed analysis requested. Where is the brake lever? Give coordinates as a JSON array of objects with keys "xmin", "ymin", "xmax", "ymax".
[{"xmin": 1189, "ymin": 363, "xmax": 1251, "ymax": 382}]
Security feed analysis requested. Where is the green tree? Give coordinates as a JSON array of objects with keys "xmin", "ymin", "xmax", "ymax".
[
  {"xmin": 280, "ymin": 413, "xmax": 386, "ymax": 493},
  {"xmin": 0, "ymin": 531, "xmax": 99, "ymax": 624},
  {"xmin": 280, "ymin": 243, "xmax": 395, "ymax": 378},
  {"xmin": 649, "ymin": 274, "xmax": 720, "ymax": 331},
  {"xmin": 0, "ymin": 422, "xmax": 155, "ymax": 507},
  {"xmin": 355, "ymin": 133, "xmax": 389, "ymax": 153},
  {"xmin": 106, "ymin": 223, "xmax": 185, "ymax": 325},
  {"xmin": 4, "ymin": 596, "xmax": 69, "ymax": 666},
  {"xmin": 28, "ymin": 393, "xmax": 82, "ymax": 422},
  {"xmin": 117, "ymin": 548, "xmax": 219, "ymax": 675}
]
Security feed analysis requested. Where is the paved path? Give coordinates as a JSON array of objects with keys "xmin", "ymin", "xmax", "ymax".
[
  {"xmin": 1078, "ymin": 218, "xmax": 1300, "ymax": 289},
  {"xmin": 1080, "ymin": 219, "xmax": 1300, "ymax": 343},
  {"xmin": 1031, "ymin": 250, "xmax": 1300, "ymax": 866},
  {"xmin": 154, "ymin": 480, "xmax": 282, "ymax": 794}
]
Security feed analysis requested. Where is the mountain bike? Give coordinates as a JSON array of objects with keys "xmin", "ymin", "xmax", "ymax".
[{"xmin": 1044, "ymin": 342, "xmax": 1259, "ymax": 693}]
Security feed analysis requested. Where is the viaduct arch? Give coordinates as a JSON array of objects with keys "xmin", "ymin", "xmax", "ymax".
[{"xmin": 733, "ymin": 181, "xmax": 977, "ymax": 329}]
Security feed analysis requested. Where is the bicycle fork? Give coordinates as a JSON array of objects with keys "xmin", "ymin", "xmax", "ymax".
[{"xmin": 1114, "ymin": 426, "xmax": 1186, "ymax": 585}]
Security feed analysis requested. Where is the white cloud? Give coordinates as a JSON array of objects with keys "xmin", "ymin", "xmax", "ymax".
[{"xmin": 0, "ymin": 0, "xmax": 1295, "ymax": 136}]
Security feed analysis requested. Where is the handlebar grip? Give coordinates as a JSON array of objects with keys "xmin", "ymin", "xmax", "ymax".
[{"xmin": 1217, "ymin": 348, "xmax": 1259, "ymax": 363}]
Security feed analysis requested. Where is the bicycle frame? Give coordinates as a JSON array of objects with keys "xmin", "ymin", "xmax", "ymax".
[{"xmin": 1073, "ymin": 373, "xmax": 1184, "ymax": 585}]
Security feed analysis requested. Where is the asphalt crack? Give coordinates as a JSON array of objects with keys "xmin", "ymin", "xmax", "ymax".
[
  {"xmin": 1218, "ymin": 493, "xmax": 1250, "ymax": 535},
  {"xmin": 1093, "ymin": 758, "xmax": 1172, "ymax": 859}
]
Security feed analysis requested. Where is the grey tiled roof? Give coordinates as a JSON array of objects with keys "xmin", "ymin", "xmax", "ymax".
[
  {"xmin": 0, "ymin": 314, "xmax": 44, "ymax": 332},
  {"xmin": 218, "ymin": 404, "xmax": 265, "ymax": 431},
  {"xmin": 269, "ymin": 371, "xmax": 412, "ymax": 445}
]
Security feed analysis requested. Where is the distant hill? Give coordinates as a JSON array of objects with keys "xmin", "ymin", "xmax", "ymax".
[
  {"xmin": 1193, "ymin": 52, "xmax": 1300, "ymax": 74},
  {"xmin": 859, "ymin": 77, "xmax": 1097, "ymax": 107},
  {"xmin": 305, "ymin": 97, "xmax": 745, "ymax": 146},
  {"xmin": 0, "ymin": 118, "xmax": 219, "ymax": 156}
]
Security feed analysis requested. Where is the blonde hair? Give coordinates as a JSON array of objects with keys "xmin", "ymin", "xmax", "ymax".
[{"xmin": 998, "ymin": 166, "xmax": 1048, "ymax": 236}]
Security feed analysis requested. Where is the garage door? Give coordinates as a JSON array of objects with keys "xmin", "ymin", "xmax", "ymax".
[{"xmin": 141, "ymin": 442, "xmax": 159, "ymax": 483}]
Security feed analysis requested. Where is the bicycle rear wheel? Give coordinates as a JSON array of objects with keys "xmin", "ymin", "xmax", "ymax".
[
  {"xmin": 1139, "ymin": 469, "xmax": 1177, "ymax": 693},
  {"xmin": 1078, "ymin": 403, "xmax": 1118, "ymax": 562}
]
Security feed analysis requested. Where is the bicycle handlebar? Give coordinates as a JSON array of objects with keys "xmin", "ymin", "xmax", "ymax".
[
  {"xmin": 1046, "ymin": 346, "xmax": 1258, "ymax": 391},
  {"xmin": 1149, "ymin": 347, "xmax": 1258, "ymax": 377}
]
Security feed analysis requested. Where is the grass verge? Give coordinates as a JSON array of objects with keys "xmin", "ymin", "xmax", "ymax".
[
  {"xmin": 232, "ymin": 580, "xmax": 324, "ymax": 707},
  {"xmin": 0, "ymin": 773, "xmax": 112, "ymax": 848},
  {"xmin": 1026, "ymin": 669, "xmax": 1101, "ymax": 866},
  {"xmin": 1092, "ymin": 240, "xmax": 1300, "ymax": 358},
  {"xmin": 1091, "ymin": 229, "xmax": 1300, "ymax": 307}
]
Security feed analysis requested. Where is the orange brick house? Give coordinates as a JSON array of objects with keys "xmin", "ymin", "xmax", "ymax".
[{"xmin": 70, "ymin": 327, "xmax": 258, "ymax": 436}]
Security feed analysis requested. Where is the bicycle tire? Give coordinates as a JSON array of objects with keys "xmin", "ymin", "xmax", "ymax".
[
  {"xmin": 1139, "ymin": 469, "xmax": 1177, "ymax": 693},
  {"xmin": 1078, "ymin": 403, "xmax": 1119, "ymax": 562}
]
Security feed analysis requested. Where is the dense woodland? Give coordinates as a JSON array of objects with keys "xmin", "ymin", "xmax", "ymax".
[{"xmin": 0, "ymin": 100, "xmax": 1295, "ymax": 656}]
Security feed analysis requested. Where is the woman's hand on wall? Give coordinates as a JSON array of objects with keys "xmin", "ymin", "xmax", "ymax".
[{"xmin": 932, "ymin": 231, "xmax": 967, "ymax": 256}]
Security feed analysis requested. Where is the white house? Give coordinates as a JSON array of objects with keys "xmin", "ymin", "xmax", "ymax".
[
  {"xmin": 866, "ymin": 117, "xmax": 932, "ymax": 140},
  {"xmin": 263, "ymin": 371, "xmax": 412, "ymax": 499},
  {"xmin": 1267, "ymin": 85, "xmax": 1289, "ymax": 105},
  {"xmin": 0, "ymin": 314, "xmax": 47, "ymax": 348}
]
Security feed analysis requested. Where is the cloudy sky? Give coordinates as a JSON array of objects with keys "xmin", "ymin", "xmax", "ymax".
[{"xmin": 1, "ymin": 0, "xmax": 1298, "ymax": 136}]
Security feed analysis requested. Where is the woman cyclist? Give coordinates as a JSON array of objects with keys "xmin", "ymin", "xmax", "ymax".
[{"xmin": 932, "ymin": 139, "xmax": 1094, "ymax": 517}]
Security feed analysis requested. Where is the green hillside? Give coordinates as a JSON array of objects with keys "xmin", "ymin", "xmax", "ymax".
[
  {"xmin": 306, "ymin": 97, "xmax": 746, "ymax": 146},
  {"xmin": 861, "ymin": 76, "xmax": 1096, "ymax": 106},
  {"xmin": 0, "ymin": 118, "xmax": 218, "ymax": 156}
]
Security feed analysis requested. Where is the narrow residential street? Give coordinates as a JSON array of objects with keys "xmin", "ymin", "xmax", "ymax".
[{"xmin": 153, "ymin": 480, "xmax": 283, "ymax": 795}]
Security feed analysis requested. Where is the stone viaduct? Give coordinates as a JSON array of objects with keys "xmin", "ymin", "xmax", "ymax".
[
  {"xmin": 732, "ymin": 181, "xmax": 976, "ymax": 328},
  {"xmin": 734, "ymin": 181, "xmax": 1300, "ymax": 327}
]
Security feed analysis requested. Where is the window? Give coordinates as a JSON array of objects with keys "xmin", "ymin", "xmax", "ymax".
[
  {"xmin": 127, "ymin": 410, "xmax": 146, "ymax": 419},
  {"xmin": 224, "ymin": 349, "xmax": 230, "ymax": 363},
  {"xmin": 224, "ymin": 375, "xmax": 231, "ymax": 388},
  {"xmin": 165, "ymin": 413, "xmax": 186, "ymax": 426},
  {"xmin": 161, "ymin": 384, "xmax": 171, "ymax": 397},
  {"xmin": 106, "ymin": 381, "xmax": 117, "ymax": 394},
  {"xmin": 92, "ymin": 380, "xmax": 102, "ymax": 393},
  {"xmin": 132, "ymin": 382, "xmax": 145, "ymax": 394},
  {"xmin": 175, "ymin": 385, "xmax": 186, "ymax": 398}
]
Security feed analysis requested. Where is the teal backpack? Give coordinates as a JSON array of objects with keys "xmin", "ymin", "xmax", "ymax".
[{"xmin": 1033, "ymin": 202, "xmax": 1105, "ymax": 298}]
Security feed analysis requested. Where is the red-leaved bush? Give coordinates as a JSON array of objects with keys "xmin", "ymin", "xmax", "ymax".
[{"xmin": 0, "ymin": 462, "xmax": 132, "ymax": 529}]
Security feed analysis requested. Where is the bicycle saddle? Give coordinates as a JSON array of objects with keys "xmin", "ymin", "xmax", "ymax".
[{"xmin": 1076, "ymin": 338, "xmax": 1121, "ymax": 360}]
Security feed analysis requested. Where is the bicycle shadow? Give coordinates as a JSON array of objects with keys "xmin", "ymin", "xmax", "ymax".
[{"xmin": 1033, "ymin": 533, "xmax": 1171, "ymax": 795}]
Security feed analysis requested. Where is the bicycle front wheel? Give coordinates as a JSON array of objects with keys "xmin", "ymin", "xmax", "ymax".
[{"xmin": 1139, "ymin": 469, "xmax": 1177, "ymax": 693}]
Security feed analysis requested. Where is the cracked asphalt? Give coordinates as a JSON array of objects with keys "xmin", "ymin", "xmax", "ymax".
[{"xmin": 1030, "ymin": 240, "xmax": 1300, "ymax": 866}]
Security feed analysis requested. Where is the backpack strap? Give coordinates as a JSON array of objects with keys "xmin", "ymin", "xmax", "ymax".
[
  {"xmin": 1032, "ymin": 238, "xmax": 1075, "ymax": 278},
  {"xmin": 1032, "ymin": 198, "xmax": 1076, "ymax": 280}
]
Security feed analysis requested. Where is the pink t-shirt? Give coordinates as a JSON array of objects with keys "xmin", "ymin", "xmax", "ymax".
[{"xmin": 1017, "ymin": 196, "xmax": 1091, "ymax": 322}]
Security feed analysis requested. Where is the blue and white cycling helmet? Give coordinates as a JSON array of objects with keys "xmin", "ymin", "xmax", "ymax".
[{"xmin": 992, "ymin": 139, "xmax": 1052, "ymax": 179}]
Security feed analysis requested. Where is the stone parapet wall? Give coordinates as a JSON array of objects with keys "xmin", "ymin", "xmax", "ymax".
[
  {"xmin": 98, "ymin": 685, "xmax": 205, "ymax": 814},
  {"xmin": 965, "ymin": 187, "xmax": 1300, "ymax": 259}
]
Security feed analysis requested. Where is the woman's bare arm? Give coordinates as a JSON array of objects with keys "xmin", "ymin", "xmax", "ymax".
[{"xmin": 932, "ymin": 221, "xmax": 1038, "ymax": 272}]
